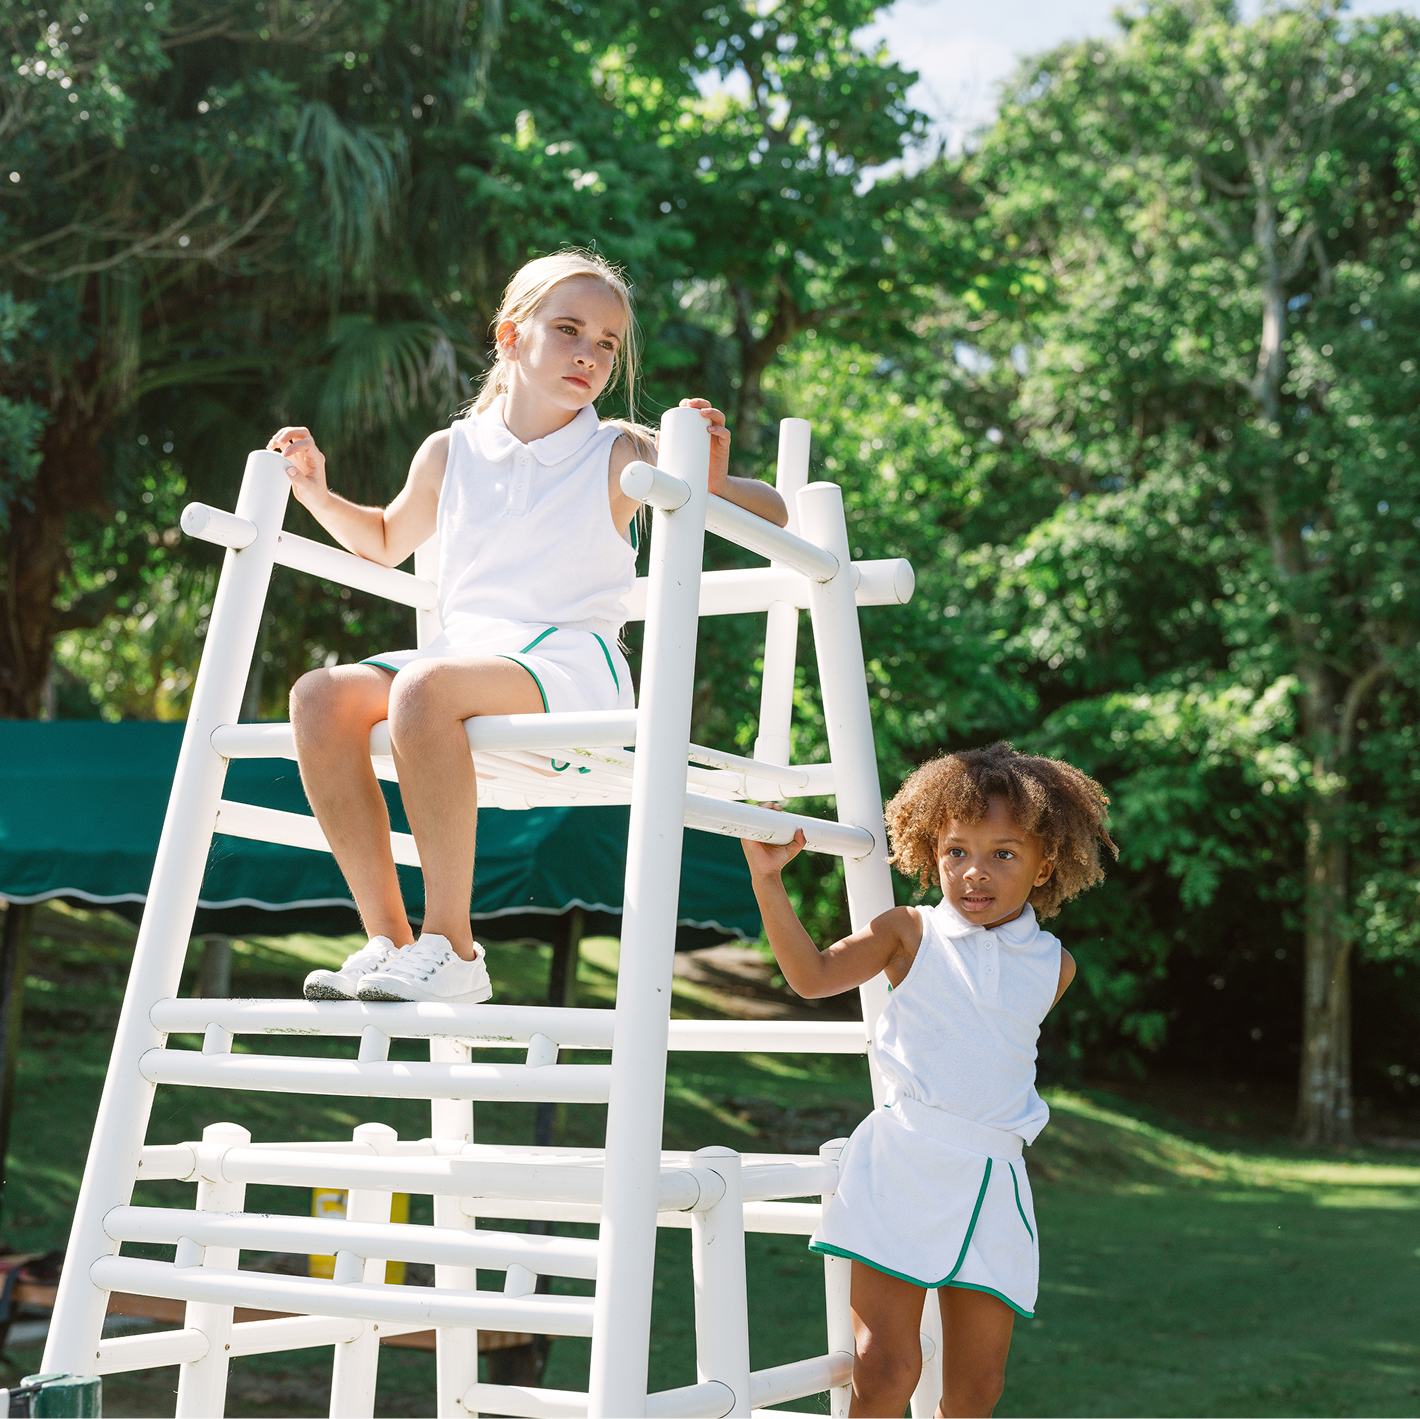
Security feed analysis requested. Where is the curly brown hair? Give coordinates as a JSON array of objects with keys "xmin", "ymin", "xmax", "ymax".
[{"xmin": 884, "ymin": 742, "xmax": 1117, "ymax": 919}]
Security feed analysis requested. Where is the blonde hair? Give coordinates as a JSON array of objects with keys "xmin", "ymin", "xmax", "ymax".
[{"xmin": 471, "ymin": 248, "xmax": 643, "ymax": 424}]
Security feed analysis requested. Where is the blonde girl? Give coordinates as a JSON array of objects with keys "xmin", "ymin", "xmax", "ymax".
[{"xmin": 272, "ymin": 248, "xmax": 786, "ymax": 1004}]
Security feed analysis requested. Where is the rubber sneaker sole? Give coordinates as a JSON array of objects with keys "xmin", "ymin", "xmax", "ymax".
[{"xmin": 358, "ymin": 980, "xmax": 493, "ymax": 1004}]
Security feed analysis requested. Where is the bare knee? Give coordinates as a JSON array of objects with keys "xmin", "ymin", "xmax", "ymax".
[
  {"xmin": 853, "ymin": 1331, "xmax": 922, "ymax": 1410},
  {"xmin": 942, "ymin": 1363, "xmax": 1005, "ymax": 1417},
  {"xmin": 290, "ymin": 668, "xmax": 385, "ymax": 745},
  {"xmin": 387, "ymin": 660, "xmax": 449, "ymax": 741}
]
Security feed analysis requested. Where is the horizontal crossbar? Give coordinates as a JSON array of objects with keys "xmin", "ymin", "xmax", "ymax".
[
  {"xmin": 148, "ymin": 1000, "xmax": 868, "ymax": 1055},
  {"xmin": 210, "ymin": 788, "xmax": 873, "ymax": 860},
  {"xmin": 136, "ymin": 1143, "xmax": 727, "ymax": 1212},
  {"xmin": 105, "ymin": 1206, "xmax": 600, "ymax": 1278},
  {"xmin": 90, "ymin": 1256, "xmax": 597, "ymax": 1336},
  {"xmin": 139, "ymin": 1049, "xmax": 612, "ymax": 1103},
  {"xmin": 455, "ymin": 1352, "xmax": 855, "ymax": 1419}
]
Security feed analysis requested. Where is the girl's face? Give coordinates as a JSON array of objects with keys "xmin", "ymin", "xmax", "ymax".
[
  {"xmin": 498, "ymin": 276, "xmax": 626, "ymax": 414},
  {"xmin": 935, "ymin": 795, "xmax": 1054, "ymax": 929}
]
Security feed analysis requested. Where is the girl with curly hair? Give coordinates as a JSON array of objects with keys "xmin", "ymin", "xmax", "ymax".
[{"xmin": 743, "ymin": 741, "xmax": 1116, "ymax": 1417}]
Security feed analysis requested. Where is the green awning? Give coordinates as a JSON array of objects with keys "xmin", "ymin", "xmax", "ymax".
[{"xmin": 0, "ymin": 722, "xmax": 760, "ymax": 945}]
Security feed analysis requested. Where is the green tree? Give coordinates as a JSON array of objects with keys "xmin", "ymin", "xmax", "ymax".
[{"xmin": 956, "ymin": 0, "xmax": 1420, "ymax": 1140}]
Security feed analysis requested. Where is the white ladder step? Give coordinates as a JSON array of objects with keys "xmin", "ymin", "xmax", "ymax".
[
  {"xmin": 105, "ymin": 1205, "xmax": 600, "ymax": 1278},
  {"xmin": 134, "ymin": 1143, "xmax": 727, "ymax": 1211},
  {"xmin": 90, "ymin": 1256, "xmax": 596, "ymax": 1336},
  {"xmin": 149, "ymin": 997, "xmax": 618, "ymax": 1047},
  {"xmin": 138, "ymin": 1049, "xmax": 610, "ymax": 1102},
  {"xmin": 148, "ymin": 998, "xmax": 870, "ymax": 1056}
]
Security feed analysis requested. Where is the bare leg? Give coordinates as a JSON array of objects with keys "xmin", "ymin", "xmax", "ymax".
[
  {"xmin": 848, "ymin": 1261, "xmax": 928, "ymax": 1418},
  {"xmin": 386, "ymin": 656, "xmax": 543, "ymax": 957},
  {"xmin": 937, "ymin": 1286, "xmax": 1015, "ymax": 1418},
  {"xmin": 290, "ymin": 664, "xmax": 413, "ymax": 945}
]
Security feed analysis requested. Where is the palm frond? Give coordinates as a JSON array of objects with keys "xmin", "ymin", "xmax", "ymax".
[{"xmin": 293, "ymin": 102, "xmax": 403, "ymax": 277}]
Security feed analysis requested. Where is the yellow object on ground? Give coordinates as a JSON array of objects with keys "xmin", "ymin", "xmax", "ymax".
[{"xmin": 310, "ymin": 1187, "xmax": 408, "ymax": 1283}]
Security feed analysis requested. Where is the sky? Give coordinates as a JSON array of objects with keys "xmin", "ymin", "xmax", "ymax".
[{"xmin": 857, "ymin": 0, "xmax": 1420, "ymax": 152}]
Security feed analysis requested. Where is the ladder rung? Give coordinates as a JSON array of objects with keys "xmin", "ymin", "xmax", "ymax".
[
  {"xmin": 138, "ymin": 1049, "xmax": 611, "ymax": 1103},
  {"xmin": 105, "ymin": 1206, "xmax": 600, "ymax": 1279},
  {"xmin": 90, "ymin": 1256, "xmax": 596, "ymax": 1337},
  {"xmin": 144, "ymin": 1144, "xmax": 723, "ymax": 1212},
  {"xmin": 149, "ymin": 997, "xmax": 618, "ymax": 1048}
]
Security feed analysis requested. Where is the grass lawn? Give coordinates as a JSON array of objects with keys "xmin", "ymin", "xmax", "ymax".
[{"xmin": 5, "ymin": 901, "xmax": 1420, "ymax": 1416}]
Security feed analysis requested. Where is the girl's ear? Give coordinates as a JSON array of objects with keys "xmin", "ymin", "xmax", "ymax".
[
  {"xmin": 1035, "ymin": 859, "xmax": 1055, "ymax": 886},
  {"xmin": 496, "ymin": 318, "xmax": 520, "ymax": 359}
]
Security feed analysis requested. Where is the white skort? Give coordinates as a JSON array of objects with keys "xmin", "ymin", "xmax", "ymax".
[
  {"xmin": 363, "ymin": 617, "xmax": 633, "ymax": 716},
  {"xmin": 810, "ymin": 1095, "xmax": 1040, "ymax": 1317}
]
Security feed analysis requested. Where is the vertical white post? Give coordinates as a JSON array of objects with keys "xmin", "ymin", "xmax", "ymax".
[
  {"xmin": 329, "ymin": 1123, "xmax": 398, "ymax": 1419},
  {"xmin": 414, "ymin": 535, "xmax": 441, "ymax": 649},
  {"xmin": 818, "ymin": 1138, "xmax": 853, "ymax": 1419},
  {"xmin": 689, "ymin": 1147, "xmax": 750, "ymax": 1418},
  {"xmin": 910, "ymin": 1293, "xmax": 944, "ymax": 1419},
  {"xmin": 587, "ymin": 405, "xmax": 710, "ymax": 1418},
  {"xmin": 798, "ymin": 482, "xmax": 895, "ymax": 1104},
  {"xmin": 753, "ymin": 419, "xmax": 811, "ymax": 773},
  {"xmin": 431, "ymin": 1038, "xmax": 480, "ymax": 1418},
  {"xmin": 174, "ymin": 1122, "xmax": 251, "ymax": 1418},
  {"xmin": 44, "ymin": 451, "xmax": 292, "ymax": 1373}
]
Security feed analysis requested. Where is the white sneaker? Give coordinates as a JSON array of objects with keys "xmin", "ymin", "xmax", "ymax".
[
  {"xmin": 303, "ymin": 936, "xmax": 402, "ymax": 1001},
  {"xmin": 356, "ymin": 934, "xmax": 493, "ymax": 1004}
]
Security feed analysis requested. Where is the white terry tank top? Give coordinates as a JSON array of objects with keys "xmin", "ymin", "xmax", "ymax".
[
  {"xmin": 435, "ymin": 396, "xmax": 636, "ymax": 639},
  {"xmin": 874, "ymin": 901, "xmax": 1062, "ymax": 1144}
]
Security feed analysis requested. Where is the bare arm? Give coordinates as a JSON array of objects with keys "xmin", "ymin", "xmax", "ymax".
[
  {"xmin": 742, "ymin": 829, "xmax": 919, "ymax": 998},
  {"xmin": 269, "ymin": 425, "xmax": 445, "ymax": 567},
  {"xmin": 607, "ymin": 398, "xmax": 789, "ymax": 532},
  {"xmin": 1048, "ymin": 948, "xmax": 1076, "ymax": 1012}
]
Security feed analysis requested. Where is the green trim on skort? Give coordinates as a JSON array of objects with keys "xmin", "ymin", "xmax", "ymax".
[
  {"xmin": 591, "ymin": 632, "xmax": 620, "ymax": 692},
  {"xmin": 1008, "ymin": 1161, "xmax": 1034, "ymax": 1243},
  {"xmin": 496, "ymin": 656, "xmax": 549, "ymax": 713}
]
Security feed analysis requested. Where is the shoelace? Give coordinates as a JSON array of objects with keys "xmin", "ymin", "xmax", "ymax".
[{"xmin": 388, "ymin": 938, "xmax": 453, "ymax": 982}]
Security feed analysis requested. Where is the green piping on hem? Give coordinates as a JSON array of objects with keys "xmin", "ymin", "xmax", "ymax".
[
  {"xmin": 591, "ymin": 632, "xmax": 619, "ymax": 692},
  {"xmin": 496, "ymin": 655, "xmax": 548, "ymax": 713},
  {"xmin": 945, "ymin": 1159, "xmax": 993, "ymax": 1282},
  {"xmin": 519, "ymin": 627, "xmax": 557, "ymax": 654},
  {"xmin": 360, "ymin": 658, "xmax": 403, "ymax": 674},
  {"xmin": 1008, "ymin": 1162, "xmax": 1034, "ymax": 1243},
  {"xmin": 943, "ymin": 1280, "xmax": 1034, "ymax": 1320}
]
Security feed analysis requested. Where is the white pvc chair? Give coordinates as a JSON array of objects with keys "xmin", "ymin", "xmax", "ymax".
[{"xmin": 42, "ymin": 408, "xmax": 938, "ymax": 1418}]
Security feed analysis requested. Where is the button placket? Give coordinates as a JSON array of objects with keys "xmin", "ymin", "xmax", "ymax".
[{"xmin": 981, "ymin": 932, "xmax": 1000, "ymax": 999}]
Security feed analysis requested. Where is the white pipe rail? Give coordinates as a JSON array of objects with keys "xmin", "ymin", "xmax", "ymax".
[
  {"xmin": 144, "ymin": 1144, "xmax": 728, "ymax": 1213},
  {"xmin": 621, "ymin": 558, "xmax": 913, "ymax": 621},
  {"xmin": 183, "ymin": 501, "xmax": 440, "ymax": 611},
  {"xmin": 750, "ymin": 1352, "xmax": 855, "ymax": 1409},
  {"xmin": 138, "ymin": 1049, "xmax": 613, "ymax": 1103},
  {"xmin": 591, "ymin": 405, "xmax": 710, "ymax": 1414},
  {"xmin": 211, "ymin": 764, "xmax": 867, "ymax": 861},
  {"xmin": 90, "ymin": 1256, "xmax": 598, "ymax": 1337},
  {"xmin": 455, "ymin": 1353, "xmax": 858, "ymax": 1419},
  {"xmin": 97, "ymin": 1314, "xmax": 436, "ymax": 1374},
  {"xmin": 149, "ymin": 998, "xmax": 619, "ymax": 1047},
  {"xmin": 619, "ymin": 460, "xmax": 691, "ymax": 510},
  {"xmin": 179, "ymin": 502, "xmax": 257, "ymax": 550},
  {"xmin": 104, "ymin": 1206, "xmax": 602, "ymax": 1278},
  {"xmin": 147, "ymin": 1002, "xmax": 868, "ymax": 1055},
  {"xmin": 704, "ymin": 496, "xmax": 839, "ymax": 583},
  {"xmin": 45, "ymin": 449, "xmax": 295, "ymax": 1372},
  {"xmin": 683, "ymin": 797, "xmax": 872, "ymax": 858},
  {"xmin": 459, "ymin": 1378, "xmax": 739, "ymax": 1419}
]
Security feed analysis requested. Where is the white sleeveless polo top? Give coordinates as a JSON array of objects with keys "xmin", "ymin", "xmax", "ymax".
[
  {"xmin": 435, "ymin": 396, "xmax": 636, "ymax": 641},
  {"xmin": 874, "ymin": 900, "xmax": 1062, "ymax": 1143}
]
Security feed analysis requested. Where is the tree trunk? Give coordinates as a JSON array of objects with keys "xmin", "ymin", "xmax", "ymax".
[
  {"xmin": 1, "ymin": 394, "xmax": 108, "ymax": 719},
  {"xmin": 1295, "ymin": 779, "xmax": 1354, "ymax": 1145}
]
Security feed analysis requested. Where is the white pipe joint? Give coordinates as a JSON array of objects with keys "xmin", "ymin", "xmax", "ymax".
[
  {"xmin": 620, "ymin": 460, "xmax": 691, "ymax": 509},
  {"xmin": 180, "ymin": 503, "xmax": 258, "ymax": 550}
]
